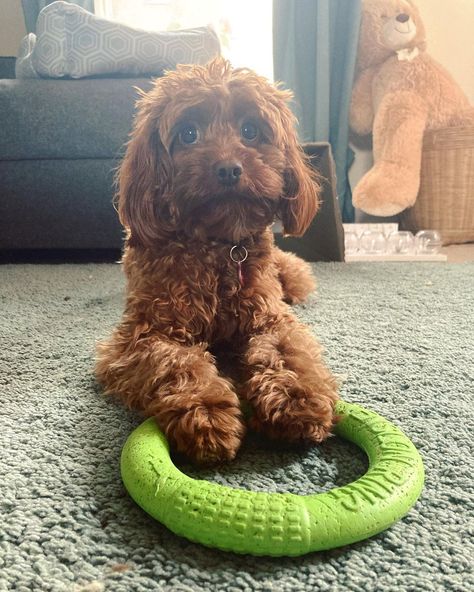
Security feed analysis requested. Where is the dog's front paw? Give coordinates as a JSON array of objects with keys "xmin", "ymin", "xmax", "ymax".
[
  {"xmin": 164, "ymin": 400, "xmax": 246, "ymax": 464},
  {"xmin": 274, "ymin": 249, "xmax": 316, "ymax": 305},
  {"xmin": 245, "ymin": 371, "xmax": 338, "ymax": 444}
]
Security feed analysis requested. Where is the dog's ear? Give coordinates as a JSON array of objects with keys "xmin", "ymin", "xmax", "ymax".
[
  {"xmin": 279, "ymin": 144, "xmax": 320, "ymax": 237},
  {"xmin": 116, "ymin": 92, "xmax": 173, "ymax": 247},
  {"xmin": 269, "ymin": 89, "xmax": 320, "ymax": 237}
]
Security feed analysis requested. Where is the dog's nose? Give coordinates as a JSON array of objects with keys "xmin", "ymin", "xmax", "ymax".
[
  {"xmin": 215, "ymin": 161, "xmax": 243, "ymax": 186},
  {"xmin": 396, "ymin": 13, "xmax": 410, "ymax": 23}
]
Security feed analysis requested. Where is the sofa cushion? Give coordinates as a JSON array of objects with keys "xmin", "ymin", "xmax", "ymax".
[
  {"xmin": 0, "ymin": 78, "xmax": 153, "ymax": 160},
  {"xmin": 0, "ymin": 158, "xmax": 122, "ymax": 249}
]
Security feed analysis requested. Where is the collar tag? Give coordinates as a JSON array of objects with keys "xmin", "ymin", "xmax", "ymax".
[{"xmin": 230, "ymin": 245, "xmax": 248, "ymax": 287}]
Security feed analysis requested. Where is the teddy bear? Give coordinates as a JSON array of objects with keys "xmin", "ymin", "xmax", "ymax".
[{"xmin": 350, "ymin": 0, "xmax": 474, "ymax": 217}]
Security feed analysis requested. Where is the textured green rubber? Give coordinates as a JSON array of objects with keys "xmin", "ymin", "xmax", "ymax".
[{"xmin": 121, "ymin": 401, "xmax": 424, "ymax": 556}]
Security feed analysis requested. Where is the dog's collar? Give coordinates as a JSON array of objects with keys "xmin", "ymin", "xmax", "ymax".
[
  {"xmin": 176, "ymin": 231, "xmax": 268, "ymax": 288},
  {"xmin": 206, "ymin": 236, "xmax": 256, "ymax": 289},
  {"xmin": 208, "ymin": 233, "xmax": 257, "ymax": 250},
  {"xmin": 210, "ymin": 236, "xmax": 258, "ymax": 288}
]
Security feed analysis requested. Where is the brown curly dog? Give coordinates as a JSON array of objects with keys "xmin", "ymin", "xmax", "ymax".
[{"xmin": 95, "ymin": 58, "xmax": 339, "ymax": 464}]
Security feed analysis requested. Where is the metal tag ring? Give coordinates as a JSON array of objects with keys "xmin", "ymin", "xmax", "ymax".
[{"xmin": 229, "ymin": 245, "xmax": 248, "ymax": 264}]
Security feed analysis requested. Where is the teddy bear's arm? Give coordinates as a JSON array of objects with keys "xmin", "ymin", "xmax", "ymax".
[{"xmin": 349, "ymin": 67, "xmax": 377, "ymax": 136}]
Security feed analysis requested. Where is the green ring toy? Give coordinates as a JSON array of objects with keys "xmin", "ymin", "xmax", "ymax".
[{"xmin": 121, "ymin": 401, "xmax": 424, "ymax": 556}]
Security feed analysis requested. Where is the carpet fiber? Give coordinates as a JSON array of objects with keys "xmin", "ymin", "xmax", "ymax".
[{"xmin": 1, "ymin": 262, "xmax": 473, "ymax": 592}]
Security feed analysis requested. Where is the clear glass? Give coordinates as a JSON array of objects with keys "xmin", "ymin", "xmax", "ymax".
[
  {"xmin": 386, "ymin": 231, "xmax": 415, "ymax": 254},
  {"xmin": 344, "ymin": 231, "xmax": 359, "ymax": 255},
  {"xmin": 416, "ymin": 230, "xmax": 442, "ymax": 254},
  {"xmin": 359, "ymin": 230, "xmax": 387, "ymax": 254}
]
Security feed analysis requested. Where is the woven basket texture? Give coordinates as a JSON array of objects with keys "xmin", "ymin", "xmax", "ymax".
[{"xmin": 401, "ymin": 126, "xmax": 474, "ymax": 245}]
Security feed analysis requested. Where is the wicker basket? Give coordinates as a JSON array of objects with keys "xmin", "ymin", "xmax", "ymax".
[{"xmin": 400, "ymin": 126, "xmax": 474, "ymax": 245}]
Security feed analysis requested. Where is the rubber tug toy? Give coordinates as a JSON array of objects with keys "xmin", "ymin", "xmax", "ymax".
[{"xmin": 121, "ymin": 401, "xmax": 424, "ymax": 556}]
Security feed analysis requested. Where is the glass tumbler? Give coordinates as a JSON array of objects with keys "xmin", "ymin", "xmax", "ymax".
[
  {"xmin": 415, "ymin": 230, "xmax": 442, "ymax": 254},
  {"xmin": 359, "ymin": 230, "xmax": 387, "ymax": 254},
  {"xmin": 386, "ymin": 231, "xmax": 415, "ymax": 254},
  {"xmin": 344, "ymin": 231, "xmax": 359, "ymax": 255}
]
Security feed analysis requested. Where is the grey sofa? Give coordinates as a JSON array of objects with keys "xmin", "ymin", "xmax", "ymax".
[
  {"xmin": 0, "ymin": 73, "xmax": 152, "ymax": 253},
  {"xmin": 0, "ymin": 60, "xmax": 344, "ymax": 261}
]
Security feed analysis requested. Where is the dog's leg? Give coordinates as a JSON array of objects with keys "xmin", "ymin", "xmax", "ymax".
[
  {"xmin": 95, "ymin": 334, "xmax": 245, "ymax": 463},
  {"xmin": 241, "ymin": 317, "xmax": 338, "ymax": 443},
  {"xmin": 274, "ymin": 248, "xmax": 316, "ymax": 304}
]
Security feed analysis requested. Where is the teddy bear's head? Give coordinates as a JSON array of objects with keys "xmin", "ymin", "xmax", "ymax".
[{"xmin": 356, "ymin": 0, "xmax": 426, "ymax": 70}]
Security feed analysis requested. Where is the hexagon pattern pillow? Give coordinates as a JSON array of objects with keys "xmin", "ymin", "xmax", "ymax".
[{"xmin": 30, "ymin": 1, "xmax": 220, "ymax": 79}]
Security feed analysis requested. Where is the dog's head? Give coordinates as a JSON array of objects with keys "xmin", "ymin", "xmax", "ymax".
[{"xmin": 118, "ymin": 58, "xmax": 319, "ymax": 246}]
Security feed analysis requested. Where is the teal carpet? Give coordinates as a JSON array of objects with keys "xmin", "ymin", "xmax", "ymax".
[{"xmin": 1, "ymin": 262, "xmax": 473, "ymax": 591}]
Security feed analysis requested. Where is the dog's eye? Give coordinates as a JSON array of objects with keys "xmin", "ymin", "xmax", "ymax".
[
  {"xmin": 179, "ymin": 124, "xmax": 199, "ymax": 145},
  {"xmin": 240, "ymin": 121, "xmax": 259, "ymax": 142}
]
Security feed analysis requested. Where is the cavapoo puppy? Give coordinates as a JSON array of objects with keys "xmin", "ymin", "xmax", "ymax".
[{"xmin": 95, "ymin": 58, "xmax": 338, "ymax": 463}]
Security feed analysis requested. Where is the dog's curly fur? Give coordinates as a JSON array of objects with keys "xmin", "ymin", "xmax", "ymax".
[{"xmin": 95, "ymin": 58, "xmax": 339, "ymax": 463}]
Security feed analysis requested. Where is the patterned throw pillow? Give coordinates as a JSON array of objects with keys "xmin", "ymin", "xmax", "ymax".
[{"xmin": 30, "ymin": 1, "xmax": 220, "ymax": 79}]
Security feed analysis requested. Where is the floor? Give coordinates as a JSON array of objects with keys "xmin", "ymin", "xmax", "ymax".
[{"xmin": 441, "ymin": 243, "xmax": 474, "ymax": 262}]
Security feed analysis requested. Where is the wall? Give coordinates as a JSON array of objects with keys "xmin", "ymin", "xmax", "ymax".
[
  {"xmin": 0, "ymin": 0, "xmax": 26, "ymax": 56},
  {"xmin": 349, "ymin": 0, "xmax": 474, "ymax": 221},
  {"xmin": 417, "ymin": 0, "xmax": 474, "ymax": 103}
]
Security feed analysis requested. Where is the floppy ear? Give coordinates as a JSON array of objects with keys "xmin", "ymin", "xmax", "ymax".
[
  {"xmin": 116, "ymin": 92, "xmax": 173, "ymax": 247},
  {"xmin": 279, "ymin": 142, "xmax": 320, "ymax": 237},
  {"xmin": 269, "ymin": 88, "xmax": 320, "ymax": 237}
]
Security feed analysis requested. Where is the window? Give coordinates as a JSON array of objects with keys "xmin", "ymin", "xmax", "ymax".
[{"xmin": 94, "ymin": 0, "xmax": 273, "ymax": 79}]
